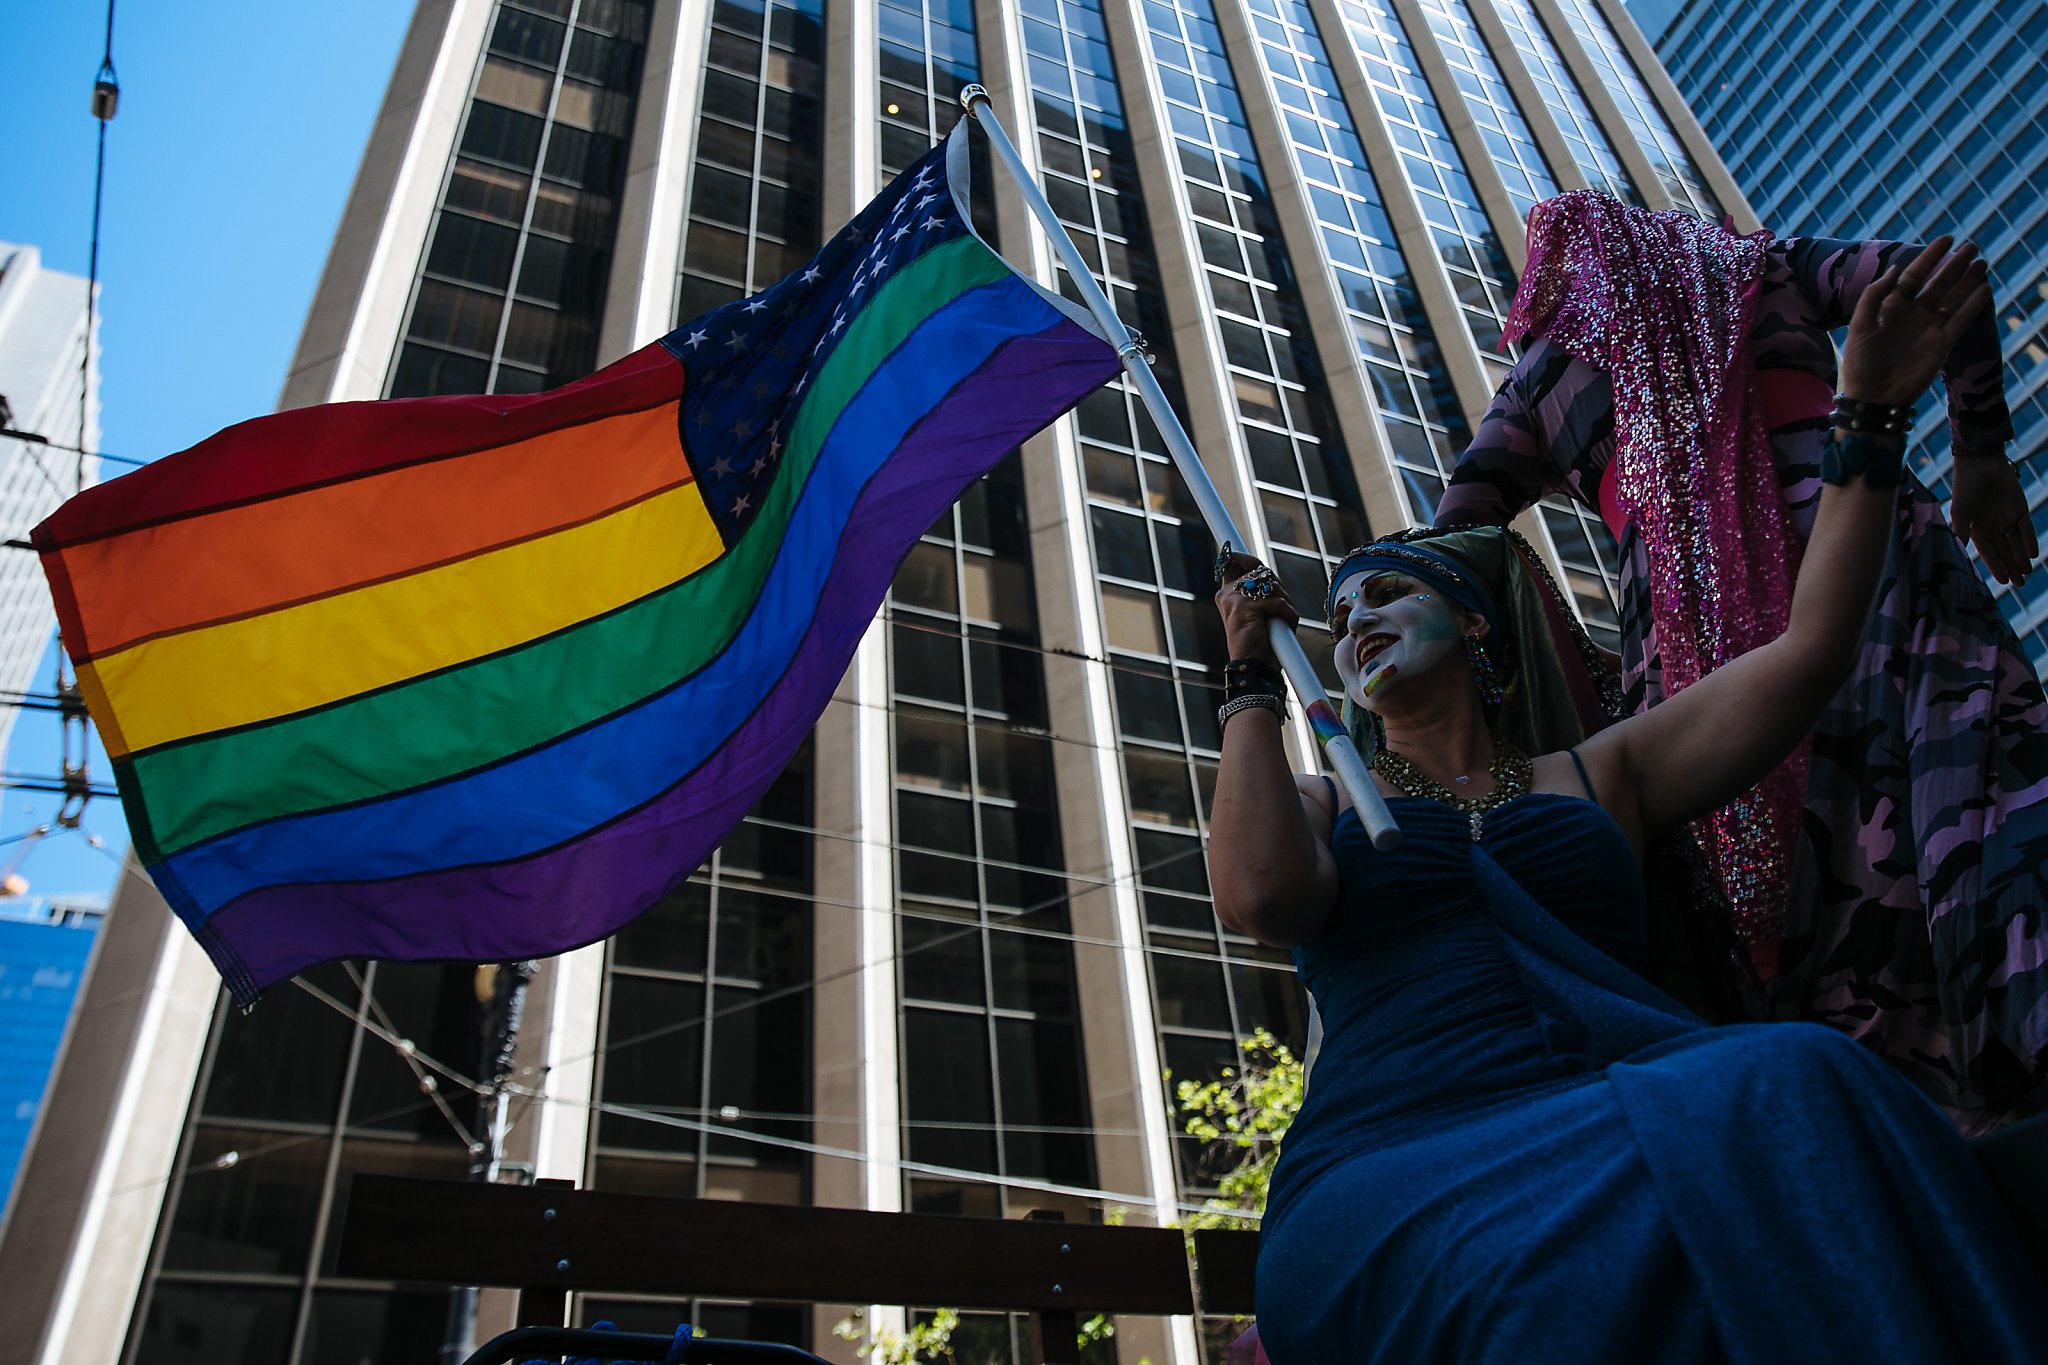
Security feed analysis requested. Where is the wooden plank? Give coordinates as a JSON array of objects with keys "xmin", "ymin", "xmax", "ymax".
[
  {"xmin": 1189, "ymin": 1229, "xmax": 1259, "ymax": 1315},
  {"xmin": 335, "ymin": 1176, "xmax": 1195, "ymax": 1316}
]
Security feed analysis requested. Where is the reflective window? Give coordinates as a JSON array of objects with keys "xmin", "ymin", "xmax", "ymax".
[{"xmin": 392, "ymin": 0, "xmax": 652, "ymax": 396}]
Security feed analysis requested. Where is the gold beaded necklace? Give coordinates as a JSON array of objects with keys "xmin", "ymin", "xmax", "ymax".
[{"xmin": 1371, "ymin": 739, "xmax": 1534, "ymax": 841}]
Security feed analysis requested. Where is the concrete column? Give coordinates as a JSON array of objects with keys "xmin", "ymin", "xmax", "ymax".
[
  {"xmin": 1461, "ymin": 0, "xmax": 1593, "ymax": 199},
  {"xmin": 596, "ymin": 0, "xmax": 714, "ymax": 359},
  {"xmin": 0, "ymin": 864, "xmax": 217, "ymax": 1365},
  {"xmin": 1101, "ymin": 0, "xmax": 1264, "ymax": 538},
  {"xmin": 1387, "ymin": 0, "xmax": 1531, "ymax": 273},
  {"xmin": 1521, "ymin": 0, "xmax": 1675, "ymax": 210},
  {"xmin": 1590, "ymin": 0, "xmax": 1758, "ymax": 231},
  {"xmin": 279, "ymin": 0, "xmax": 496, "ymax": 408},
  {"xmin": 1206, "ymin": 0, "xmax": 1413, "ymax": 533}
]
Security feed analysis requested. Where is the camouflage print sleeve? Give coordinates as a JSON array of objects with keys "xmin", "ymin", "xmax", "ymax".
[
  {"xmin": 1778, "ymin": 236, "xmax": 2014, "ymax": 454},
  {"xmin": 1435, "ymin": 356, "xmax": 1554, "ymax": 528}
]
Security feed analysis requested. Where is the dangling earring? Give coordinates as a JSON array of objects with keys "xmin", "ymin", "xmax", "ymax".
[{"xmin": 1463, "ymin": 633, "xmax": 1505, "ymax": 706}]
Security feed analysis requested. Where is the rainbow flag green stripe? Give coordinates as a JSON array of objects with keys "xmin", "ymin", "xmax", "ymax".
[
  {"xmin": 34, "ymin": 126, "xmax": 1121, "ymax": 1005},
  {"xmin": 127, "ymin": 238, "xmax": 1011, "ymax": 861}
]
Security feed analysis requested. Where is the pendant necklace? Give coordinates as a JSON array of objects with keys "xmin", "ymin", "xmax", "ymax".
[{"xmin": 1371, "ymin": 740, "xmax": 1533, "ymax": 841}]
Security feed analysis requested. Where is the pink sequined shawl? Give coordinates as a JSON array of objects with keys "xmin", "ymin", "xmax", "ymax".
[{"xmin": 1504, "ymin": 191, "xmax": 1804, "ymax": 947}]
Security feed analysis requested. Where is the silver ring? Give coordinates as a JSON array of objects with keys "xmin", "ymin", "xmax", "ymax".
[{"xmin": 1238, "ymin": 569, "xmax": 1281, "ymax": 600}]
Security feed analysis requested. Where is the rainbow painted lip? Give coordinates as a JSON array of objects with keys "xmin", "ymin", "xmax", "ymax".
[{"xmin": 1362, "ymin": 663, "xmax": 1398, "ymax": 696}]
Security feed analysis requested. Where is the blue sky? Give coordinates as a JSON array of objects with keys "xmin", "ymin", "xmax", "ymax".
[{"xmin": 2, "ymin": 2, "xmax": 413, "ymax": 904}]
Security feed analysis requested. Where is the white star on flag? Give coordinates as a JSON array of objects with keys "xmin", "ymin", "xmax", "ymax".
[
  {"xmin": 801, "ymin": 264, "xmax": 823, "ymax": 283},
  {"xmin": 745, "ymin": 298, "xmax": 768, "ymax": 314},
  {"xmin": 684, "ymin": 329, "xmax": 708, "ymax": 349}
]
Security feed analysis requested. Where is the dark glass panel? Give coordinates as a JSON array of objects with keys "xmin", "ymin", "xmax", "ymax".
[
  {"xmin": 162, "ymin": 1124, "xmax": 329, "ymax": 1275},
  {"xmin": 903, "ymin": 1008, "xmax": 998, "ymax": 1172},
  {"xmin": 425, "ymin": 212, "xmax": 520, "ymax": 289},
  {"xmin": 407, "ymin": 279, "xmax": 503, "ymax": 352},
  {"xmin": 390, "ymin": 343, "xmax": 491, "ymax": 398},
  {"xmin": 704, "ymin": 979, "xmax": 809, "ymax": 1159},
  {"xmin": 346, "ymin": 963, "xmax": 477, "ymax": 1135},
  {"xmin": 892, "ymin": 621, "xmax": 966, "ymax": 707},
  {"xmin": 903, "ymin": 915, "xmax": 988, "ymax": 1008},
  {"xmin": 1112, "ymin": 666, "xmax": 1181, "ymax": 743},
  {"xmin": 460, "ymin": 102, "xmax": 547, "ymax": 168},
  {"xmin": 1151, "ymin": 951, "xmax": 1232, "ymax": 1031},
  {"xmin": 200, "ymin": 962, "xmax": 354, "ymax": 1125},
  {"xmin": 614, "ymin": 879, "xmax": 712, "ymax": 973},
  {"xmin": 135, "ymin": 1282, "xmax": 298, "ymax": 1365},
  {"xmin": 994, "ymin": 1016, "xmax": 1092, "ymax": 1184},
  {"xmin": 596, "ymin": 974, "xmax": 706, "ymax": 1153},
  {"xmin": 304, "ymin": 1288, "xmax": 450, "ymax": 1365}
]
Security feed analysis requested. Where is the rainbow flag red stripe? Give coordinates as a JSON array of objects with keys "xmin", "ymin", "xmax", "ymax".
[{"xmin": 36, "ymin": 126, "xmax": 1119, "ymax": 1005}]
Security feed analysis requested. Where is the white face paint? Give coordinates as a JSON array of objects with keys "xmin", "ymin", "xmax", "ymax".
[{"xmin": 1330, "ymin": 569, "xmax": 1466, "ymax": 709}]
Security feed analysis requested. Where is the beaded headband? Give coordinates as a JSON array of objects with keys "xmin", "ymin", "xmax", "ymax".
[{"xmin": 1325, "ymin": 539, "xmax": 1499, "ymax": 633}]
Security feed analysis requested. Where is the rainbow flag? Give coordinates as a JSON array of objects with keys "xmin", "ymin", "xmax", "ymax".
[{"xmin": 36, "ymin": 125, "xmax": 1120, "ymax": 1005}]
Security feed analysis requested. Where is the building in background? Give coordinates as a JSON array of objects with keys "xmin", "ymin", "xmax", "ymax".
[
  {"xmin": 1639, "ymin": 0, "xmax": 2048, "ymax": 664},
  {"xmin": 0, "ymin": 0, "xmax": 1747, "ymax": 1361},
  {"xmin": 0, "ymin": 242, "xmax": 101, "ymax": 759},
  {"xmin": 0, "ymin": 896, "xmax": 103, "ymax": 1224}
]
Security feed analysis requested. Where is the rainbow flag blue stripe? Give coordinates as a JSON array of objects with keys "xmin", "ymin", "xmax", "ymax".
[{"xmin": 35, "ymin": 124, "xmax": 1119, "ymax": 1005}]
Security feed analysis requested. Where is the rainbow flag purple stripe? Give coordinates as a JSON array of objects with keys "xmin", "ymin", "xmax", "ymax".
[{"xmin": 35, "ymin": 124, "xmax": 1119, "ymax": 1005}]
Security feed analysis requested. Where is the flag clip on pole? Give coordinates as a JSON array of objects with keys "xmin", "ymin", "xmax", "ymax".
[{"xmin": 961, "ymin": 87, "xmax": 1399, "ymax": 851}]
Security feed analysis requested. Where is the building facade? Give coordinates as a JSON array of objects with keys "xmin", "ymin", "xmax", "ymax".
[
  {"xmin": 0, "ymin": 0, "xmax": 1749, "ymax": 1361},
  {"xmin": 0, "ymin": 242, "xmax": 101, "ymax": 760},
  {"xmin": 0, "ymin": 898, "xmax": 103, "ymax": 1223},
  {"xmin": 1639, "ymin": 0, "xmax": 2048, "ymax": 664}
]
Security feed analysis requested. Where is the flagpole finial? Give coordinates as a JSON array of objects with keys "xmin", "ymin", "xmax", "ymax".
[{"xmin": 960, "ymin": 84, "xmax": 990, "ymax": 113}]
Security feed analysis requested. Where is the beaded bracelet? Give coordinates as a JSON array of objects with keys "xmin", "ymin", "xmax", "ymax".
[
  {"xmin": 1218, "ymin": 693, "xmax": 1285, "ymax": 728},
  {"xmin": 1829, "ymin": 393, "xmax": 1914, "ymax": 435}
]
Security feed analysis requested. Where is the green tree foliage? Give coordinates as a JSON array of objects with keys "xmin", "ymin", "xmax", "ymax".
[{"xmin": 1172, "ymin": 1028, "xmax": 1303, "ymax": 1230}]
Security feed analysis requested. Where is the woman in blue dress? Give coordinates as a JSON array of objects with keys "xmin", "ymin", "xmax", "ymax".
[{"xmin": 1206, "ymin": 241, "xmax": 2046, "ymax": 1361}]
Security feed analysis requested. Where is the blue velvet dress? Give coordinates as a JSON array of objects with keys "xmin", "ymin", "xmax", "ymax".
[{"xmin": 1255, "ymin": 793, "xmax": 2045, "ymax": 1364}]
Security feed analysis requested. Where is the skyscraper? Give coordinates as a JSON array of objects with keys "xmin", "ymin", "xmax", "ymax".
[
  {"xmin": 1640, "ymin": 0, "xmax": 2048, "ymax": 664},
  {"xmin": 0, "ymin": 241, "xmax": 101, "ymax": 760},
  {"xmin": 0, "ymin": 1, "xmax": 1746, "ymax": 1360}
]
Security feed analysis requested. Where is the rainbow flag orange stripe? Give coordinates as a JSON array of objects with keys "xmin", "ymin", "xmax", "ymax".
[{"xmin": 37, "ymin": 126, "xmax": 1119, "ymax": 1005}]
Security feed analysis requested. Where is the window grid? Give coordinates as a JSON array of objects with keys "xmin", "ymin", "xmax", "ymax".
[
  {"xmin": 1490, "ymin": 0, "xmax": 1639, "ymax": 205},
  {"xmin": 1145, "ymin": 0, "xmax": 1372, "ymax": 641},
  {"xmin": 1550, "ymin": 0, "xmax": 1718, "ymax": 216},
  {"xmin": 391, "ymin": 0, "xmax": 651, "ymax": 398},
  {"xmin": 587, "ymin": 760, "xmax": 814, "ymax": 1206},
  {"xmin": 877, "ymin": 0, "xmax": 980, "ymax": 184},
  {"xmin": 673, "ymin": 0, "xmax": 826, "ymax": 322},
  {"xmin": 1413, "ymin": 0, "xmax": 1559, "ymax": 224},
  {"xmin": 126, "ymin": 963, "xmax": 482, "ymax": 1364},
  {"xmin": 1657, "ymin": 1, "xmax": 2048, "ymax": 676},
  {"xmin": 1023, "ymin": 0, "xmax": 1310, "ymax": 1199},
  {"xmin": 1245, "ymin": 0, "xmax": 1473, "ymax": 516},
  {"xmin": 1139, "ymin": 0, "xmax": 1338, "ymax": 1149},
  {"xmin": 1328, "ymin": 0, "xmax": 1519, "ymax": 353},
  {"xmin": 885, "ymin": 458, "xmax": 1099, "ymax": 1215}
]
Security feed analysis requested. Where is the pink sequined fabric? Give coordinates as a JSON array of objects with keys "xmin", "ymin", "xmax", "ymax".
[{"xmin": 1504, "ymin": 191, "xmax": 1803, "ymax": 945}]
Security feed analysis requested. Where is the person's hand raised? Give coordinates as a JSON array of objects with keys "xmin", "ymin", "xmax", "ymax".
[
  {"xmin": 1951, "ymin": 456, "xmax": 2037, "ymax": 587},
  {"xmin": 1837, "ymin": 236, "xmax": 1991, "ymax": 408},
  {"xmin": 1212, "ymin": 548, "xmax": 1300, "ymax": 665}
]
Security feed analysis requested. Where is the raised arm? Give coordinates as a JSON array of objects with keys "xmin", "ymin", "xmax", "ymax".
[
  {"xmin": 1586, "ymin": 240, "xmax": 1993, "ymax": 841},
  {"xmin": 1435, "ymin": 347, "xmax": 1562, "ymax": 528},
  {"xmin": 1783, "ymin": 236, "xmax": 2033, "ymax": 583},
  {"xmin": 1205, "ymin": 553, "xmax": 1340, "ymax": 948}
]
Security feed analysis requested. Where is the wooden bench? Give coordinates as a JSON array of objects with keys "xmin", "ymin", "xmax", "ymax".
[{"xmin": 336, "ymin": 1175, "xmax": 1258, "ymax": 1363}]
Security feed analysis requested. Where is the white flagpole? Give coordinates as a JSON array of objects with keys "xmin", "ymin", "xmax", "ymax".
[{"xmin": 962, "ymin": 87, "xmax": 1400, "ymax": 850}]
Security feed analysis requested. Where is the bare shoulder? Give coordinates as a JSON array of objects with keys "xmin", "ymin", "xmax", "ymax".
[{"xmin": 1294, "ymin": 772, "xmax": 1339, "ymax": 832}]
